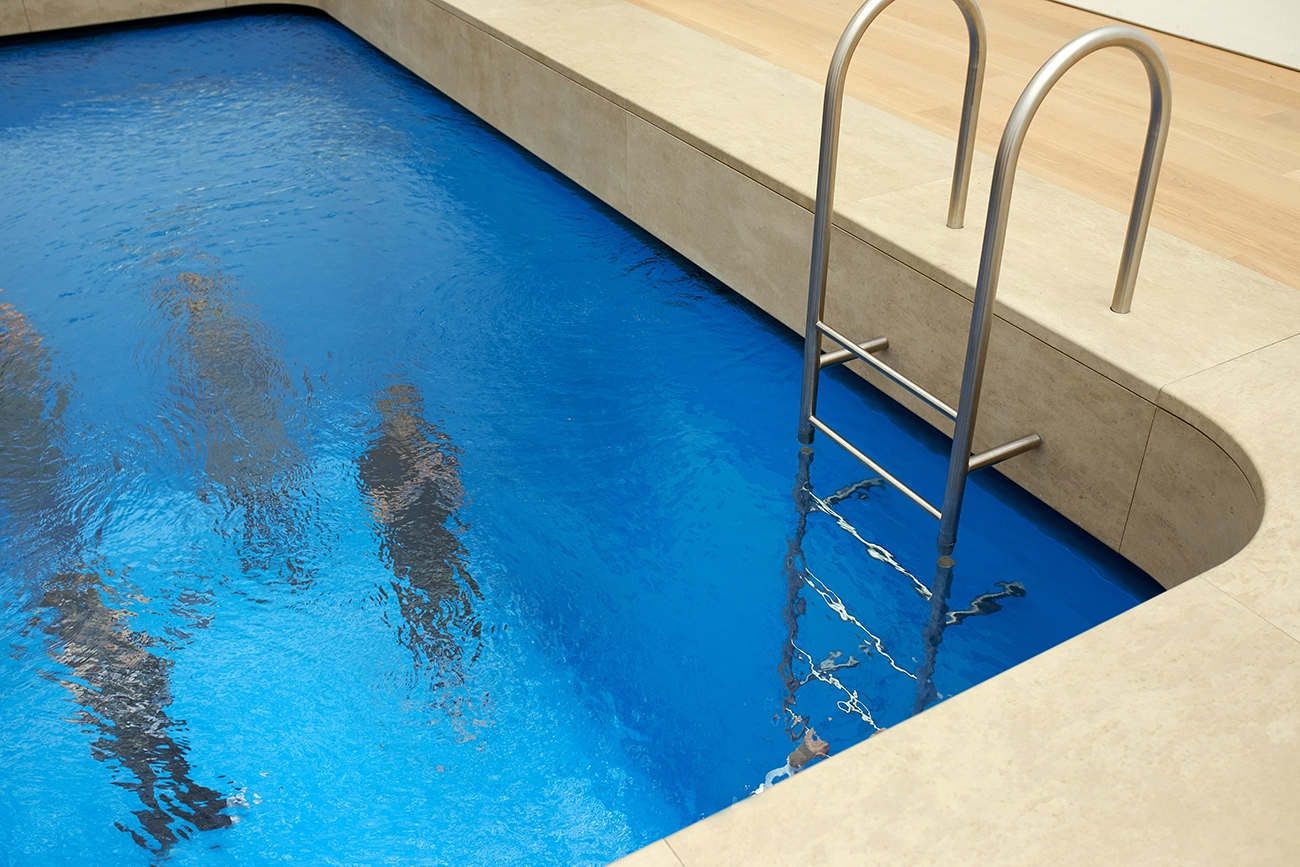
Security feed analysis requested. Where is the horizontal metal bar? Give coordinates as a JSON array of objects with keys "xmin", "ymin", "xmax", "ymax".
[
  {"xmin": 817, "ymin": 321, "xmax": 958, "ymax": 420},
  {"xmin": 819, "ymin": 335, "xmax": 889, "ymax": 368},
  {"xmin": 967, "ymin": 432, "xmax": 1042, "ymax": 473},
  {"xmin": 809, "ymin": 415, "xmax": 942, "ymax": 520}
]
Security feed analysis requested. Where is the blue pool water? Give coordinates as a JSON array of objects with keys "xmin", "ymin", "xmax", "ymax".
[{"xmin": 0, "ymin": 11, "xmax": 1160, "ymax": 865}]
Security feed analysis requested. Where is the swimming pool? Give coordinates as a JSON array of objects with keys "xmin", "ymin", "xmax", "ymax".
[{"xmin": 0, "ymin": 11, "xmax": 1161, "ymax": 865}]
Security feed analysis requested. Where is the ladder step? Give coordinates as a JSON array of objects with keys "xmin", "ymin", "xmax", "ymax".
[
  {"xmin": 816, "ymin": 321, "xmax": 957, "ymax": 420},
  {"xmin": 968, "ymin": 433, "xmax": 1043, "ymax": 472},
  {"xmin": 808, "ymin": 418, "xmax": 1042, "ymax": 517},
  {"xmin": 820, "ymin": 336, "xmax": 889, "ymax": 368},
  {"xmin": 808, "ymin": 415, "xmax": 942, "ymax": 520}
]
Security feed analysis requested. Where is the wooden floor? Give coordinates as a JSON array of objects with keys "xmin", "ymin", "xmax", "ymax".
[{"xmin": 627, "ymin": 0, "xmax": 1300, "ymax": 289}]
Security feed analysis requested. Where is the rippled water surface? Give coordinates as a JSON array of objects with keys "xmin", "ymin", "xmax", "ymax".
[{"xmin": 0, "ymin": 12, "xmax": 1160, "ymax": 865}]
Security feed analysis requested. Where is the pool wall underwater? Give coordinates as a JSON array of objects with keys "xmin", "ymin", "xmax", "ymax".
[{"xmin": 3, "ymin": 0, "xmax": 1300, "ymax": 863}]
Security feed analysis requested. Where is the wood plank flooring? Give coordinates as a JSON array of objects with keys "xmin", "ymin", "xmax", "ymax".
[{"xmin": 626, "ymin": 0, "xmax": 1300, "ymax": 289}]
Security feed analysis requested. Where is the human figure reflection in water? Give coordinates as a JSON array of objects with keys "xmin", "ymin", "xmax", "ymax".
[
  {"xmin": 358, "ymin": 383, "xmax": 483, "ymax": 695},
  {"xmin": 0, "ymin": 298, "xmax": 233, "ymax": 854},
  {"xmin": 146, "ymin": 271, "xmax": 310, "ymax": 584}
]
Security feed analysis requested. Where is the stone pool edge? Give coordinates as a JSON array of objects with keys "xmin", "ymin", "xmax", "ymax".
[{"xmin": 4, "ymin": 0, "xmax": 1299, "ymax": 862}]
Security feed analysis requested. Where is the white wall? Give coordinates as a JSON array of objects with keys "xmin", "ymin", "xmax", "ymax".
[{"xmin": 1056, "ymin": 0, "xmax": 1300, "ymax": 69}]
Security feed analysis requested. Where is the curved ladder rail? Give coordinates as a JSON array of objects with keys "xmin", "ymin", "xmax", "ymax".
[
  {"xmin": 798, "ymin": 0, "xmax": 987, "ymax": 447},
  {"xmin": 935, "ymin": 25, "xmax": 1172, "ymax": 555},
  {"xmin": 797, "ymin": 0, "xmax": 1039, "ymax": 544}
]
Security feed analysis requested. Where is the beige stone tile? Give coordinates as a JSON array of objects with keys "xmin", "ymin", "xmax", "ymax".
[
  {"xmin": 638, "ymin": 74, "xmax": 959, "ymax": 210},
  {"xmin": 225, "ymin": 0, "xmax": 321, "ymax": 7},
  {"xmin": 838, "ymin": 163, "xmax": 1300, "ymax": 403},
  {"xmin": 1120, "ymin": 408, "xmax": 1260, "ymax": 589},
  {"xmin": 428, "ymin": 0, "xmax": 632, "ymax": 85},
  {"xmin": 448, "ymin": 0, "xmax": 960, "ymax": 207},
  {"xmin": 443, "ymin": 0, "xmax": 728, "ymax": 100},
  {"xmin": 483, "ymin": 36, "xmax": 629, "ymax": 212},
  {"xmin": 264, "ymin": 1, "xmax": 368, "ymax": 31},
  {"xmin": 607, "ymin": 839, "xmax": 684, "ymax": 867},
  {"xmin": 820, "ymin": 225, "xmax": 1156, "ymax": 551},
  {"xmin": 331, "ymin": 0, "xmax": 493, "ymax": 124},
  {"xmin": 1158, "ymin": 333, "xmax": 1300, "ymax": 641},
  {"xmin": 23, "ymin": 0, "xmax": 221, "ymax": 32},
  {"xmin": 623, "ymin": 113, "xmax": 813, "ymax": 332},
  {"xmin": 443, "ymin": 0, "xmax": 623, "ymax": 28},
  {"xmin": 0, "ymin": 0, "xmax": 30, "ymax": 35},
  {"xmin": 666, "ymin": 578, "xmax": 1300, "ymax": 866},
  {"xmin": 976, "ymin": 323, "xmax": 1156, "ymax": 553},
  {"xmin": 333, "ymin": 0, "xmax": 626, "ymax": 209}
]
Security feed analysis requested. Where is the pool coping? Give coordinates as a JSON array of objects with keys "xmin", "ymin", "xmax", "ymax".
[{"xmin": 4, "ymin": 0, "xmax": 1300, "ymax": 862}]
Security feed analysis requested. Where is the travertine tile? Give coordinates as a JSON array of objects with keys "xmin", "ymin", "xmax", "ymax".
[
  {"xmin": 608, "ymin": 839, "xmax": 685, "ymax": 867},
  {"xmin": 336, "ymin": 0, "xmax": 627, "ymax": 210},
  {"xmin": 22, "ymin": 0, "xmax": 221, "ymax": 32},
  {"xmin": 445, "ymin": 0, "xmax": 960, "ymax": 207},
  {"xmin": 483, "ymin": 36, "xmax": 629, "ymax": 212},
  {"xmin": 1120, "ymin": 408, "xmax": 1260, "ymax": 589},
  {"xmin": 667, "ymin": 579, "xmax": 1300, "ymax": 866},
  {"xmin": 623, "ymin": 113, "xmax": 813, "ymax": 331},
  {"xmin": 1159, "ymin": 333, "xmax": 1300, "ymax": 642},
  {"xmin": 329, "ymin": 0, "xmax": 493, "ymax": 121},
  {"xmin": 0, "ymin": 0, "xmax": 30, "ymax": 35},
  {"xmin": 838, "ymin": 166, "xmax": 1300, "ymax": 403},
  {"xmin": 821, "ymin": 224, "xmax": 1157, "ymax": 551}
]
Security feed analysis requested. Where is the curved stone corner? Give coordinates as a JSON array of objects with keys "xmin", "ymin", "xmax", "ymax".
[{"xmin": 1120, "ymin": 408, "xmax": 1262, "ymax": 589}]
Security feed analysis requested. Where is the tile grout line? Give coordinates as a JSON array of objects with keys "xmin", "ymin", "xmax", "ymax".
[
  {"xmin": 1156, "ymin": 329, "xmax": 1300, "ymax": 401},
  {"xmin": 20, "ymin": 0, "xmax": 31, "ymax": 32},
  {"xmin": 1150, "ymin": 332, "xmax": 1300, "ymax": 498},
  {"xmin": 1147, "ymin": 409, "xmax": 1262, "ymax": 510},
  {"xmin": 1114, "ymin": 403, "xmax": 1159, "ymax": 559},
  {"xmin": 1197, "ymin": 576, "xmax": 1300, "ymax": 649},
  {"xmin": 663, "ymin": 837, "xmax": 688, "ymax": 867}
]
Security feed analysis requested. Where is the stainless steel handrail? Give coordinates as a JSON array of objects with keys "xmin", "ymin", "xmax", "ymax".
[
  {"xmin": 817, "ymin": 321, "xmax": 957, "ymax": 419},
  {"xmin": 798, "ymin": 0, "xmax": 987, "ymax": 446},
  {"xmin": 934, "ymin": 25, "xmax": 1172, "ymax": 556},
  {"xmin": 809, "ymin": 415, "xmax": 943, "ymax": 519}
]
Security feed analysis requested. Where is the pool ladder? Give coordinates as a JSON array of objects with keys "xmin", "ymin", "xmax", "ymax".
[{"xmin": 797, "ymin": 0, "xmax": 1172, "ymax": 558}]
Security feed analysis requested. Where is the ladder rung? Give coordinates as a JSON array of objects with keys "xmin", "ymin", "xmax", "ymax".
[
  {"xmin": 809, "ymin": 414, "xmax": 942, "ymax": 520},
  {"xmin": 968, "ymin": 433, "xmax": 1043, "ymax": 472},
  {"xmin": 816, "ymin": 321, "xmax": 957, "ymax": 420},
  {"xmin": 820, "ymin": 336, "xmax": 889, "ymax": 368}
]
